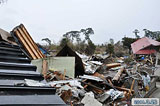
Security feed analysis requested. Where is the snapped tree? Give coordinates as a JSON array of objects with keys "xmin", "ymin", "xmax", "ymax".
[
  {"xmin": 133, "ymin": 29, "xmax": 140, "ymax": 38},
  {"xmin": 41, "ymin": 38, "xmax": 51, "ymax": 46},
  {"xmin": 143, "ymin": 29, "xmax": 160, "ymax": 41}
]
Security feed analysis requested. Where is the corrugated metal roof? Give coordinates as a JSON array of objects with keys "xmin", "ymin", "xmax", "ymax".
[{"xmin": 131, "ymin": 37, "xmax": 160, "ymax": 54}]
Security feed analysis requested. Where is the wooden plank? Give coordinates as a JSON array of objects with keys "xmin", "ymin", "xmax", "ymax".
[
  {"xmin": 108, "ymin": 79, "xmax": 113, "ymax": 86},
  {"xmin": 93, "ymin": 72, "xmax": 105, "ymax": 80},
  {"xmin": 63, "ymin": 69, "xmax": 66, "ymax": 80},
  {"xmin": 114, "ymin": 86, "xmax": 134, "ymax": 93},
  {"xmin": 106, "ymin": 63, "xmax": 121, "ymax": 69},
  {"xmin": 42, "ymin": 59, "xmax": 48, "ymax": 77},
  {"xmin": 128, "ymin": 79, "xmax": 135, "ymax": 97},
  {"xmin": 112, "ymin": 67, "xmax": 124, "ymax": 81},
  {"xmin": 81, "ymin": 81, "xmax": 104, "ymax": 91},
  {"xmin": 130, "ymin": 79, "xmax": 135, "ymax": 92},
  {"xmin": 14, "ymin": 29, "xmax": 36, "ymax": 59},
  {"xmin": 17, "ymin": 28, "xmax": 39, "ymax": 59}
]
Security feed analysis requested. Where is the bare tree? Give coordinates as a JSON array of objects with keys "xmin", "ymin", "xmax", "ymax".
[
  {"xmin": 80, "ymin": 28, "xmax": 94, "ymax": 41},
  {"xmin": 133, "ymin": 29, "xmax": 140, "ymax": 38},
  {"xmin": 42, "ymin": 38, "xmax": 51, "ymax": 46}
]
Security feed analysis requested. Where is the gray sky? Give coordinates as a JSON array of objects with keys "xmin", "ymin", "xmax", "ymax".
[{"xmin": 0, "ymin": 0, "xmax": 160, "ymax": 44}]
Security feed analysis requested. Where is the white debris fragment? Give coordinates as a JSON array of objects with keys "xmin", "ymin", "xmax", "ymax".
[
  {"xmin": 59, "ymin": 85, "xmax": 72, "ymax": 92},
  {"xmin": 84, "ymin": 65, "xmax": 97, "ymax": 74},
  {"xmin": 90, "ymin": 61, "xmax": 103, "ymax": 65},
  {"xmin": 85, "ymin": 91, "xmax": 95, "ymax": 98},
  {"xmin": 79, "ymin": 75, "xmax": 103, "ymax": 82},
  {"xmin": 69, "ymin": 80, "xmax": 83, "ymax": 89},
  {"xmin": 49, "ymin": 79, "xmax": 83, "ymax": 88},
  {"xmin": 81, "ymin": 93, "xmax": 102, "ymax": 106},
  {"xmin": 106, "ymin": 89, "xmax": 124, "ymax": 100},
  {"xmin": 24, "ymin": 79, "xmax": 47, "ymax": 87},
  {"xmin": 76, "ymin": 52, "xmax": 89, "ymax": 60},
  {"xmin": 71, "ymin": 87, "xmax": 86, "ymax": 98}
]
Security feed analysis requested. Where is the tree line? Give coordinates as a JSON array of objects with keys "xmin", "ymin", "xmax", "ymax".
[{"xmin": 42, "ymin": 28, "xmax": 160, "ymax": 56}]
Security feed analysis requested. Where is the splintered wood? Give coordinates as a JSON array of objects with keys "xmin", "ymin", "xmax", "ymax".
[
  {"xmin": 112, "ymin": 67, "xmax": 124, "ymax": 81},
  {"xmin": 106, "ymin": 63, "xmax": 121, "ymax": 69},
  {"xmin": 42, "ymin": 59, "xmax": 48, "ymax": 78}
]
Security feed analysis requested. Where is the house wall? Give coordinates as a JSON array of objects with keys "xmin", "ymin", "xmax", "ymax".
[{"xmin": 31, "ymin": 57, "xmax": 75, "ymax": 78}]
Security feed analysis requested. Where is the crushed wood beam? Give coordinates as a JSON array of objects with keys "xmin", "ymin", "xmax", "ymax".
[
  {"xmin": 60, "ymin": 89, "xmax": 72, "ymax": 103},
  {"xmin": 114, "ymin": 86, "xmax": 134, "ymax": 93},
  {"xmin": 81, "ymin": 81, "xmax": 104, "ymax": 91},
  {"xmin": 63, "ymin": 69, "xmax": 66, "ymax": 80},
  {"xmin": 42, "ymin": 59, "xmax": 48, "ymax": 78},
  {"xmin": 112, "ymin": 67, "xmax": 124, "ymax": 81},
  {"xmin": 106, "ymin": 63, "xmax": 121, "ymax": 69},
  {"xmin": 107, "ymin": 79, "xmax": 113, "ymax": 86},
  {"xmin": 93, "ymin": 72, "xmax": 105, "ymax": 80},
  {"xmin": 129, "ymin": 79, "xmax": 135, "ymax": 96}
]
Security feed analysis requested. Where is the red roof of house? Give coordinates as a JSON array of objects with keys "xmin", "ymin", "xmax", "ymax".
[
  {"xmin": 135, "ymin": 49, "xmax": 156, "ymax": 55},
  {"xmin": 131, "ymin": 37, "xmax": 160, "ymax": 54}
]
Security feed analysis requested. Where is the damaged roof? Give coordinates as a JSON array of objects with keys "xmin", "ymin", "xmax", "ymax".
[
  {"xmin": 0, "ymin": 28, "xmax": 17, "ymax": 45},
  {"xmin": 131, "ymin": 37, "xmax": 160, "ymax": 54},
  {"xmin": 56, "ymin": 44, "xmax": 85, "ymax": 77},
  {"xmin": 11, "ymin": 24, "xmax": 45, "ymax": 60}
]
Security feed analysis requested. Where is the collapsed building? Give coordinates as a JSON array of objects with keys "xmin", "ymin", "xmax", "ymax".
[{"xmin": 56, "ymin": 44, "xmax": 85, "ymax": 77}]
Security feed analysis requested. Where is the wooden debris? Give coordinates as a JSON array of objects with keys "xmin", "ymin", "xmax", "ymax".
[
  {"xmin": 108, "ymin": 79, "xmax": 113, "ymax": 86},
  {"xmin": 63, "ymin": 69, "xmax": 66, "ymax": 80},
  {"xmin": 42, "ymin": 59, "xmax": 48, "ymax": 78},
  {"xmin": 114, "ymin": 86, "xmax": 134, "ymax": 93},
  {"xmin": 81, "ymin": 81, "xmax": 104, "ymax": 91},
  {"xmin": 93, "ymin": 72, "xmax": 105, "ymax": 80},
  {"xmin": 112, "ymin": 67, "xmax": 124, "ymax": 81},
  {"xmin": 106, "ymin": 63, "xmax": 121, "ymax": 69},
  {"xmin": 53, "ymin": 71, "xmax": 66, "ymax": 80},
  {"xmin": 60, "ymin": 89, "xmax": 72, "ymax": 103},
  {"xmin": 129, "ymin": 79, "xmax": 135, "ymax": 96}
]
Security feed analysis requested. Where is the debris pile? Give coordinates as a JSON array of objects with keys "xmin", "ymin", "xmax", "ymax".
[
  {"xmin": 38, "ymin": 53, "xmax": 158, "ymax": 106},
  {"xmin": 0, "ymin": 24, "xmax": 159, "ymax": 105}
]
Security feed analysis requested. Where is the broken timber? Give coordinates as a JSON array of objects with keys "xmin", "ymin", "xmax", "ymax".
[
  {"xmin": 106, "ymin": 63, "xmax": 121, "ymax": 69},
  {"xmin": 112, "ymin": 67, "xmax": 124, "ymax": 81}
]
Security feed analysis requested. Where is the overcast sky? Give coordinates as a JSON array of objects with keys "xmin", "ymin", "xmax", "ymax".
[{"xmin": 0, "ymin": 0, "xmax": 160, "ymax": 44}]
